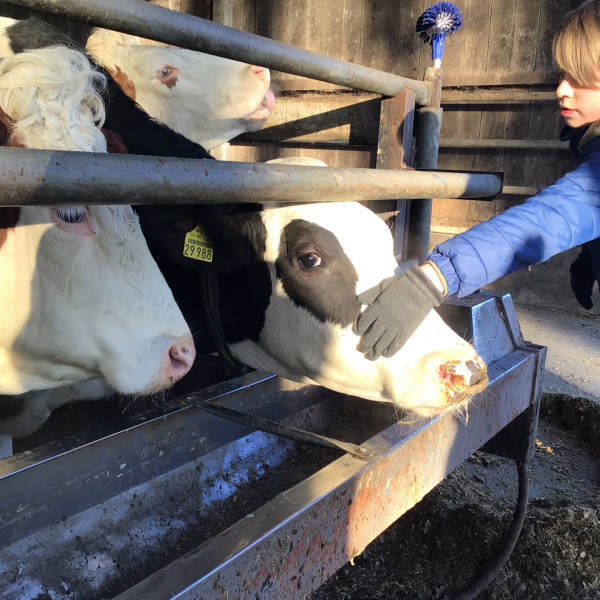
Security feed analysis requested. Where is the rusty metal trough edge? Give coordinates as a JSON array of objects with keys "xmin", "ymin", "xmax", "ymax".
[{"xmin": 115, "ymin": 344, "xmax": 544, "ymax": 600}]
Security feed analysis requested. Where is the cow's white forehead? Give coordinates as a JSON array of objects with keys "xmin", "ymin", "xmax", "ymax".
[
  {"xmin": 131, "ymin": 44, "xmax": 249, "ymax": 76},
  {"xmin": 89, "ymin": 31, "xmax": 251, "ymax": 83},
  {"xmin": 261, "ymin": 201, "xmax": 399, "ymax": 293}
]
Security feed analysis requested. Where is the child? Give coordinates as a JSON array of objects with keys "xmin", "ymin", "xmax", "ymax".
[{"xmin": 356, "ymin": 0, "xmax": 600, "ymax": 360}]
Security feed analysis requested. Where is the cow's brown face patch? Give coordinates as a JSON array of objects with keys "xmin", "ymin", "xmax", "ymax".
[
  {"xmin": 0, "ymin": 207, "xmax": 21, "ymax": 251},
  {"xmin": 108, "ymin": 66, "xmax": 137, "ymax": 101},
  {"xmin": 0, "ymin": 105, "xmax": 23, "ymax": 147},
  {"xmin": 155, "ymin": 64, "xmax": 179, "ymax": 89}
]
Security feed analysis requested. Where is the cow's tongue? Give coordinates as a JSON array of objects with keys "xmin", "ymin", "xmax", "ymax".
[{"xmin": 245, "ymin": 89, "xmax": 275, "ymax": 121}]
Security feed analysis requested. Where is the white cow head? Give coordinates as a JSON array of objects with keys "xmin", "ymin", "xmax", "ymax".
[
  {"xmin": 0, "ymin": 46, "xmax": 195, "ymax": 396},
  {"xmin": 235, "ymin": 205, "xmax": 487, "ymax": 418},
  {"xmin": 138, "ymin": 158, "xmax": 488, "ymax": 419},
  {"xmin": 85, "ymin": 28, "xmax": 275, "ymax": 151}
]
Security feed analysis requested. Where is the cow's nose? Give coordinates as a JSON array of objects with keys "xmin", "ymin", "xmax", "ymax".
[
  {"xmin": 251, "ymin": 65, "xmax": 270, "ymax": 82},
  {"xmin": 167, "ymin": 337, "xmax": 196, "ymax": 381},
  {"xmin": 458, "ymin": 358, "xmax": 487, "ymax": 386},
  {"xmin": 439, "ymin": 355, "xmax": 488, "ymax": 403}
]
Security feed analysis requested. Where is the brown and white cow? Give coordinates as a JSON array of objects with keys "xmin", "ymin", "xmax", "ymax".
[
  {"xmin": 0, "ymin": 46, "xmax": 195, "ymax": 400},
  {"xmin": 85, "ymin": 27, "xmax": 275, "ymax": 151},
  {"xmin": 0, "ymin": 17, "xmax": 273, "ymax": 154}
]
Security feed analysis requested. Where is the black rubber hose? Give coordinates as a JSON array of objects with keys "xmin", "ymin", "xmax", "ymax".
[{"xmin": 452, "ymin": 459, "xmax": 529, "ymax": 600}]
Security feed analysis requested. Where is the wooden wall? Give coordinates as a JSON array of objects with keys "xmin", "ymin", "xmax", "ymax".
[
  {"xmin": 224, "ymin": 0, "xmax": 583, "ymax": 233},
  {"xmin": 0, "ymin": 0, "xmax": 584, "ymax": 234}
]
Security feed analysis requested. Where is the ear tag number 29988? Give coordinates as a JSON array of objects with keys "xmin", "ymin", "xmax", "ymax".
[{"xmin": 183, "ymin": 223, "xmax": 213, "ymax": 262}]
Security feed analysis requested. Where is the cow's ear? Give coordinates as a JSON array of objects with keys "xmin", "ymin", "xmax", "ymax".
[
  {"xmin": 0, "ymin": 120, "xmax": 9, "ymax": 146},
  {"xmin": 102, "ymin": 128, "xmax": 128, "ymax": 153},
  {"xmin": 191, "ymin": 204, "xmax": 267, "ymax": 273}
]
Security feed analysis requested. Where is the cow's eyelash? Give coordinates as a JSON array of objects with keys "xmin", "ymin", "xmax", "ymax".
[{"xmin": 55, "ymin": 207, "xmax": 86, "ymax": 224}]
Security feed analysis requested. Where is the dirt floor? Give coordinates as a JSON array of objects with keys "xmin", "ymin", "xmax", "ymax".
[{"xmin": 312, "ymin": 304, "xmax": 600, "ymax": 600}]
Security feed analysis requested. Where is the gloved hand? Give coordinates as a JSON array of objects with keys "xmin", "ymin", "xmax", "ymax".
[{"xmin": 354, "ymin": 265, "xmax": 444, "ymax": 361}]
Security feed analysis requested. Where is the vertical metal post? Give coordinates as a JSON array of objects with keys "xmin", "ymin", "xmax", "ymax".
[
  {"xmin": 407, "ymin": 66, "xmax": 443, "ymax": 262},
  {"xmin": 375, "ymin": 89, "xmax": 416, "ymax": 263},
  {"xmin": 210, "ymin": 0, "xmax": 233, "ymax": 161}
]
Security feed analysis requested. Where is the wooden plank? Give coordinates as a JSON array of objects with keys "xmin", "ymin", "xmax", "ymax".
[
  {"xmin": 342, "ymin": 0, "xmax": 364, "ymax": 66},
  {"xmin": 358, "ymin": 0, "xmax": 384, "ymax": 70},
  {"xmin": 228, "ymin": 141, "xmax": 373, "ymax": 168},
  {"xmin": 147, "ymin": 0, "xmax": 211, "ymax": 17},
  {"xmin": 510, "ymin": 0, "xmax": 541, "ymax": 72},
  {"xmin": 534, "ymin": 0, "xmax": 572, "ymax": 72},
  {"xmin": 501, "ymin": 105, "xmax": 532, "ymax": 189},
  {"xmin": 438, "ymin": 0, "xmax": 466, "ymax": 76},
  {"xmin": 486, "ymin": 0, "xmax": 517, "ymax": 72},
  {"xmin": 231, "ymin": 0, "xmax": 256, "ymax": 33},
  {"xmin": 460, "ymin": 0, "xmax": 492, "ymax": 75},
  {"xmin": 470, "ymin": 101, "xmax": 505, "ymax": 222},
  {"xmin": 306, "ymin": 0, "xmax": 343, "ymax": 61},
  {"xmin": 267, "ymin": 0, "xmax": 309, "ymax": 89},
  {"xmin": 442, "ymin": 89, "xmax": 557, "ymax": 103},
  {"xmin": 523, "ymin": 99, "xmax": 560, "ymax": 185},
  {"xmin": 397, "ymin": 0, "xmax": 427, "ymax": 80}
]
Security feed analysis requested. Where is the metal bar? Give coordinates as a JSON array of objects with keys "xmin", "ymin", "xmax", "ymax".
[
  {"xmin": 0, "ymin": 147, "xmax": 502, "ymax": 206},
  {"xmin": 408, "ymin": 67, "xmax": 443, "ymax": 262},
  {"xmin": 0, "ymin": 372, "xmax": 330, "ymax": 546},
  {"xmin": 2, "ymin": 0, "xmax": 432, "ymax": 105},
  {"xmin": 192, "ymin": 400, "xmax": 376, "ymax": 460},
  {"xmin": 375, "ymin": 90, "xmax": 416, "ymax": 261}
]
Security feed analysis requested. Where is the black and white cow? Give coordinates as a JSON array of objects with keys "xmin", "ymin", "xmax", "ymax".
[{"xmin": 137, "ymin": 158, "xmax": 488, "ymax": 418}]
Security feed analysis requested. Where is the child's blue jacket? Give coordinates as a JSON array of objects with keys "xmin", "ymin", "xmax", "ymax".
[{"xmin": 427, "ymin": 122, "xmax": 600, "ymax": 297}]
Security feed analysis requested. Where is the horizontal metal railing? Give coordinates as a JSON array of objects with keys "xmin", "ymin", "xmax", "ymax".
[
  {"xmin": 0, "ymin": 148, "xmax": 502, "ymax": 206},
  {"xmin": 2, "ymin": 0, "xmax": 432, "ymax": 104}
]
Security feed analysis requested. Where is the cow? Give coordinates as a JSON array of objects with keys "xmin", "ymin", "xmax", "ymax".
[
  {"xmin": 136, "ymin": 157, "xmax": 488, "ymax": 419},
  {"xmin": 85, "ymin": 27, "xmax": 275, "ymax": 151},
  {"xmin": 0, "ymin": 47, "xmax": 196, "ymax": 439},
  {"xmin": 0, "ymin": 17, "xmax": 274, "ymax": 153},
  {"xmin": 0, "ymin": 16, "xmax": 215, "ymax": 161}
]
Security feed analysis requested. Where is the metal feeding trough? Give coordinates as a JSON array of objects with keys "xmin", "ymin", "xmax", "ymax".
[{"xmin": 0, "ymin": 291, "xmax": 545, "ymax": 600}]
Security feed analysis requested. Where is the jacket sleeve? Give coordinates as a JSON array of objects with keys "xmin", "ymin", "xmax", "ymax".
[{"xmin": 427, "ymin": 153, "xmax": 600, "ymax": 297}]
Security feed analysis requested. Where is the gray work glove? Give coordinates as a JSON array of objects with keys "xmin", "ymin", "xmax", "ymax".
[{"xmin": 354, "ymin": 266, "xmax": 444, "ymax": 360}]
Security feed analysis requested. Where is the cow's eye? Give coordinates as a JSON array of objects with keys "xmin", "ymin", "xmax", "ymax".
[
  {"xmin": 298, "ymin": 253, "xmax": 322, "ymax": 268},
  {"xmin": 158, "ymin": 66, "xmax": 171, "ymax": 78},
  {"xmin": 55, "ymin": 207, "xmax": 86, "ymax": 224}
]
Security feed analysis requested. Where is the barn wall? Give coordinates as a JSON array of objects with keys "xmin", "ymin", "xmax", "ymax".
[{"xmin": 225, "ymin": 0, "xmax": 582, "ymax": 233}]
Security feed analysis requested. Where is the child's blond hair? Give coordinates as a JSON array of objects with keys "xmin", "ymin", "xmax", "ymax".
[{"xmin": 553, "ymin": 0, "xmax": 600, "ymax": 87}]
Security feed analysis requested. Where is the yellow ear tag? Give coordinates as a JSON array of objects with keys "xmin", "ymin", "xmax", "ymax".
[{"xmin": 183, "ymin": 223, "xmax": 213, "ymax": 262}]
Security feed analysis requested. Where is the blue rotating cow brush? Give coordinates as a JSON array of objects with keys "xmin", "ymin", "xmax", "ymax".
[{"xmin": 416, "ymin": 2, "xmax": 463, "ymax": 68}]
